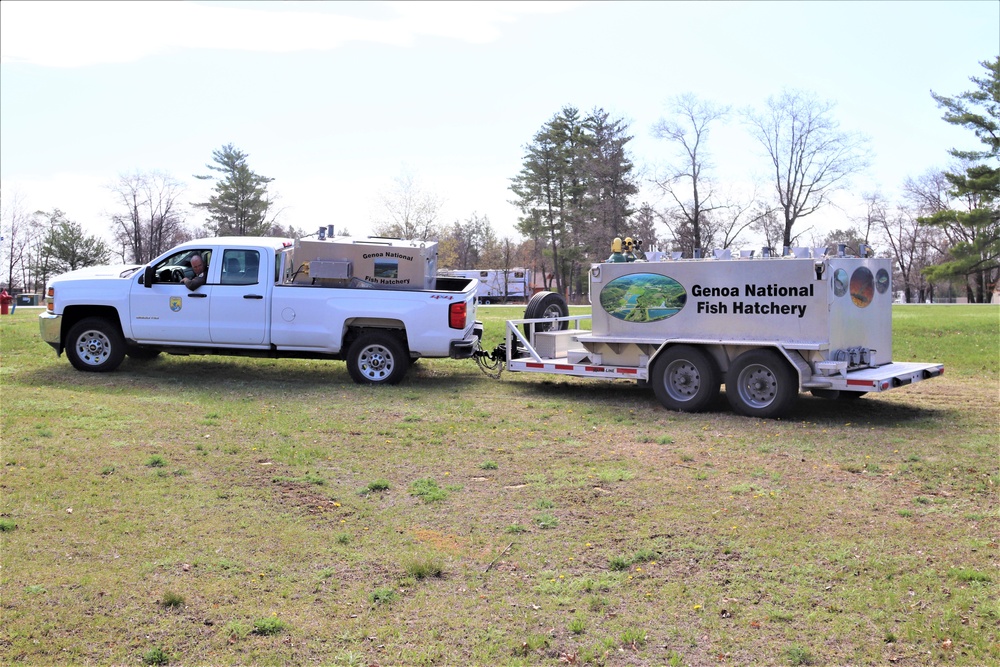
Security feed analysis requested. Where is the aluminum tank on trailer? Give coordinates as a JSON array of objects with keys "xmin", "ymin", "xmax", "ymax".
[{"xmin": 588, "ymin": 255, "xmax": 893, "ymax": 367}]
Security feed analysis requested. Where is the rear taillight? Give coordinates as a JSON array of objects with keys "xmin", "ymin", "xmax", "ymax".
[{"xmin": 449, "ymin": 302, "xmax": 467, "ymax": 329}]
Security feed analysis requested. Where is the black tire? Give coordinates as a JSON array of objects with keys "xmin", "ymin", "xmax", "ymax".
[
  {"xmin": 726, "ymin": 349, "xmax": 798, "ymax": 418},
  {"xmin": 345, "ymin": 332, "xmax": 409, "ymax": 385},
  {"xmin": 66, "ymin": 317, "xmax": 126, "ymax": 372},
  {"xmin": 126, "ymin": 346, "xmax": 161, "ymax": 361},
  {"xmin": 522, "ymin": 291, "xmax": 569, "ymax": 339},
  {"xmin": 650, "ymin": 345, "xmax": 720, "ymax": 412}
]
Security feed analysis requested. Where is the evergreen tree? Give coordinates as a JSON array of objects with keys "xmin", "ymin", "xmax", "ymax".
[
  {"xmin": 510, "ymin": 106, "xmax": 637, "ymax": 295},
  {"xmin": 920, "ymin": 57, "xmax": 1000, "ymax": 302},
  {"xmin": 195, "ymin": 144, "xmax": 277, "ymax": 237}
]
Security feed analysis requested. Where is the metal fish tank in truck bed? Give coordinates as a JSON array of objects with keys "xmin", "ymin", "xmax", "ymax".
[{"xmin": 476, "ymin": 247, "xmax": 943, "ymax": 418}]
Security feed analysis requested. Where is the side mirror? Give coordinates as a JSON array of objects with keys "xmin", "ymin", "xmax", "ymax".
[{"xmin": 143, "ymin": 265, "xmax": 155, "ymax": 288}]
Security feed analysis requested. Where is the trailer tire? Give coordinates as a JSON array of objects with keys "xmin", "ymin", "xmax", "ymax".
[
  {"xmin": 726, "ymin": 349, "xmax": 798, "ymax": 418},
  {"xmin": 346, "ymin": 332, "xmax": 409, "ymax": 385},
  {"xmin": 66, "ymin": 317, "xmax": 126, "ymax": 372},
  {"xmin": 523, "ymin": 291, "xmax": 568, "ymax": 339},
  {"xmin": 651, "ymin": 345, "xmax": 719, "ymax": 412}
]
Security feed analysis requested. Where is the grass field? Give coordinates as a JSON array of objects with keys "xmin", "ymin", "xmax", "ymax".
[{"xmin": 1, "ymin": 304, "xmax": 997, "ymax": 666}]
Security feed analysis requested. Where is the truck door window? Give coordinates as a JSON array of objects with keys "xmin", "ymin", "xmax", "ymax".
[
  {"xmin": 221, "ymin": 249, "xmax": 260, "ymax": 285},
  {"xmin": 153, "ymin": 249, "xmax": 211, "ymax": 284}
]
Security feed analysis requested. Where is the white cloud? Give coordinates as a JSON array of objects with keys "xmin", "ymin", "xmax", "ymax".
[{"xmin": 0, "ymin": 0, "xmax": 580, "ymax": 68}]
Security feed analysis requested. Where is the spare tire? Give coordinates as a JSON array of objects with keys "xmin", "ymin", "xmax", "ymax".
[{"xmin": 523, "ymin": 291, "xmax": 569, "ymax": 340}]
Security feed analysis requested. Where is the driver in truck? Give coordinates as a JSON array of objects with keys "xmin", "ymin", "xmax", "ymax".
[{"xmin": 181, "ymin": 254, "xmax": 207, "ymax": 291}]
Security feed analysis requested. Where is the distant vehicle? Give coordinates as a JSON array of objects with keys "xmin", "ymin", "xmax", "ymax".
[{"xmin": 443, "ymin": 268, "xmax": 532, "ymax": 303}]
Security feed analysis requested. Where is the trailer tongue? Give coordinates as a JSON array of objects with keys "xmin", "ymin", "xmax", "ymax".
[{"xmin": 475, "ymin": 250, "xmax": 943, "ymax": 418}]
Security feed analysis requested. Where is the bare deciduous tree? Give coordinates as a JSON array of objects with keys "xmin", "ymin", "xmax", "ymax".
[
  {"xmin": 751, "ymin": 204, "xmax": 785, "ymax": 253},
  {"xmin": 372, "ymin": 169, "xmax": 443, "ymax": 242},
  {"xmin": 653, "ymin": 94, "xmax": 730, "ymax": 254},
  {"xmin": 107, "ymin": 171, "xmax": 189, "ymax": 263},
  {"xmin": 877, "ymin": 203, "xmax": 942, "ymax": 303},
  {"xmin": 1, "ymin": 189, "xmax": 37, "ymax": 290},
  {"xmin": 746, "ymin": 90, "xmax": 871, "ymax": 248}
]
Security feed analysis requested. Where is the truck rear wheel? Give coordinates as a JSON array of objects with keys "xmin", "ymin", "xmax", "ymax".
[
  {"xmin": 346, "ymin": 332, "xmax": 409, "ymax": 385},
  {"xmin": 523, "ymin": 291, "xmax": 568, "ymax": 339},
  {"xmin": 651, "ymin": 345, "xmax": 719, "ymax": 412},
  {"xmin": 66, "ymin": 317, "xmax": 126, "ymax": 372},
  {"xmin": 726, "ymin": 349, "xmax": 798, "ymax": 418}
]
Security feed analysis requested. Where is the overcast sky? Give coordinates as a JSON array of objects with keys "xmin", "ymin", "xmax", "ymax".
[{"xmin": 2, "ymin": 1, "xmax": 997, "ymax": 251}]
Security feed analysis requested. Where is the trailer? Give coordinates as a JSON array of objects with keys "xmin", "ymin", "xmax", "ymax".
[
  {"xmin": 481, "ymin": 250, "xmax": 943, "ymax": 418},
  {"xmin": 445, "ymin": 269, "xmax": 531, "ymax": 303}
]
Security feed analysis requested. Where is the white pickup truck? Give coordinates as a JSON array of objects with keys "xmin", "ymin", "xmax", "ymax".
[{"xmin": 39, "ymin": 235, "xmax": 482, "ymax": 384}]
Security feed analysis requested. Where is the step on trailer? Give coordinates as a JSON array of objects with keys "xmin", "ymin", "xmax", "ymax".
[{"xmin": 483, "ymin": 249, "xmax": 943, "ymax": 418}]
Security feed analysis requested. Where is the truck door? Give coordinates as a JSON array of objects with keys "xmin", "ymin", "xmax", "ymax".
[
  {"xmin": 210, "ymin": 248, "xmax": 267, "ymax": 345},
  {"xmin": 129, "ymin": 248, "xmax": 213, "ymax": 343}
]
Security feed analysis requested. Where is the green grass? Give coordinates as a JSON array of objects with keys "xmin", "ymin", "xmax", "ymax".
[
  {"xmin": 0, "ymin": 305, "xmax": 997, "ymax": 666},
  {"xmin": 252, "ymin": 616, "xmax": 288, "ymax": 635}
]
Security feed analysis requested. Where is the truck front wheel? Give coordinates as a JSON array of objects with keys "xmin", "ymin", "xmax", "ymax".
[
  {"xmin": 726, "ymin": 349, "xmax": 798, "ymax": 418},
  {"xmin": 66, "ymin": 317, "xmax": 126, "ymax": 372},
  {"xmin": 651, "ymin": 345, "xmax": 719, "ymax": 412},
  {"xmin": 346, "ymin": 332, "xmax": 409, "ymax": 385}
]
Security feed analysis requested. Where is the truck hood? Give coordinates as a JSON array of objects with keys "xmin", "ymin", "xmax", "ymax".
[{"xmin": 51, "ymin": 264, "xmax": 142, "ymax": 283}]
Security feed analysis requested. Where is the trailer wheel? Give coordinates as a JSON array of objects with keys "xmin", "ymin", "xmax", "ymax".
[
  {"xmin": 523, "ymin": 291, "xmax": 568, "ymax": 338},
  {"xmin": 346, "ymin": 332, "xmax": 409, "ymax": 385},
  {"xmin": 651, "ymin": 345, "xmax": 719, "ymax": 412},
  {"xmin": 66, "ymin": 317, "xmax": 126, "ymax": 372},
  {"xmin": 726, "ymin": 349, "xmax": 798, "ymax": 418}
]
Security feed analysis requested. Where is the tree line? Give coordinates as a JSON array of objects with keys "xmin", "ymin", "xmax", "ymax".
[
  {"xmin": 3, "ymin": 58, "xmax": 997, "ymax": 303},
  {"xmin": 1, "ymin": 144, "xmax": 296, "ymax": 293},
  {"xmin": 507, "ymin": 57, "xmax": 998, "ymax": 303}
]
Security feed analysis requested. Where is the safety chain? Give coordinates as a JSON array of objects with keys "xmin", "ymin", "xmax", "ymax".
[{"xmin": 473, "ymin": 342, "xmax": 506, "ymax": 380}]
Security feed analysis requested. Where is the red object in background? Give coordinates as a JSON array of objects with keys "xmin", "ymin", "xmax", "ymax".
[{"xmin": 0, "ymin": 289, "xmax": 13, "ymax": 315}]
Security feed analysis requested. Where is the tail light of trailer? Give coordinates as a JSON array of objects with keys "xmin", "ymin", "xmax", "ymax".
[{"xmin": 449, "ymin": 301, "xmax": 467, "ymax": 329}]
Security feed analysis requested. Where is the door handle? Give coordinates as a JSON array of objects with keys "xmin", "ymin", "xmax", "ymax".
[
  {"xmin": 243, "ymin": 294, "xmax": 264, "ymax": 300},
  {"xmin": 188, "ymin": 293, "xmax": 207, "ymax": 298}
]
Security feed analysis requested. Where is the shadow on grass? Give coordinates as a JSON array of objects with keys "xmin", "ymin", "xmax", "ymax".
[
  {"xmin": 24, "ymin": 353, "xmax": 487, "ymax": 395},
  {"xmin": 26, "ymin": 352, "xmax": 953, "ymax": 428},
  {"xmin": 508, "ymin": 375, "xmax": 952, "ymax": 428}
]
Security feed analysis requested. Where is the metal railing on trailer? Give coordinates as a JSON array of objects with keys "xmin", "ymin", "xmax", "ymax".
[{"xmin": 504, "ymin": 313, "xmax": 649, "ymax": 381}]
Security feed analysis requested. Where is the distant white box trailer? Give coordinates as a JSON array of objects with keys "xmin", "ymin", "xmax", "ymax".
[{"xmin": 445, "ymin": 269, "xmax": 531, "ymax": 303}]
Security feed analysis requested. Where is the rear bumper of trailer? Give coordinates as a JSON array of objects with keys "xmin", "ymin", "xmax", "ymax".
[{"xmin": 807, "ymin": 362, "xmax": 944, "ymax": 393}]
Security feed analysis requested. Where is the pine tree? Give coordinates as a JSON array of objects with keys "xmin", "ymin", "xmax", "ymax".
[
  {"xmin": 921, "ymin": 57, "xmax": 1000, "ymax": 302},
  {"xmin": 195, "ymin": 144, "xmax": 277, "ymax": 237},
  {"xmin": 510, "ymin": 106, "xmax": 637, "ymax": 296}
]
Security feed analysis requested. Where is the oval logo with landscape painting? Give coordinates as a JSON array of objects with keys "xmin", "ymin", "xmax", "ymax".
[{"xmin": 600, "ymin": 273, "xmax": 686, "ymax": 322}]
